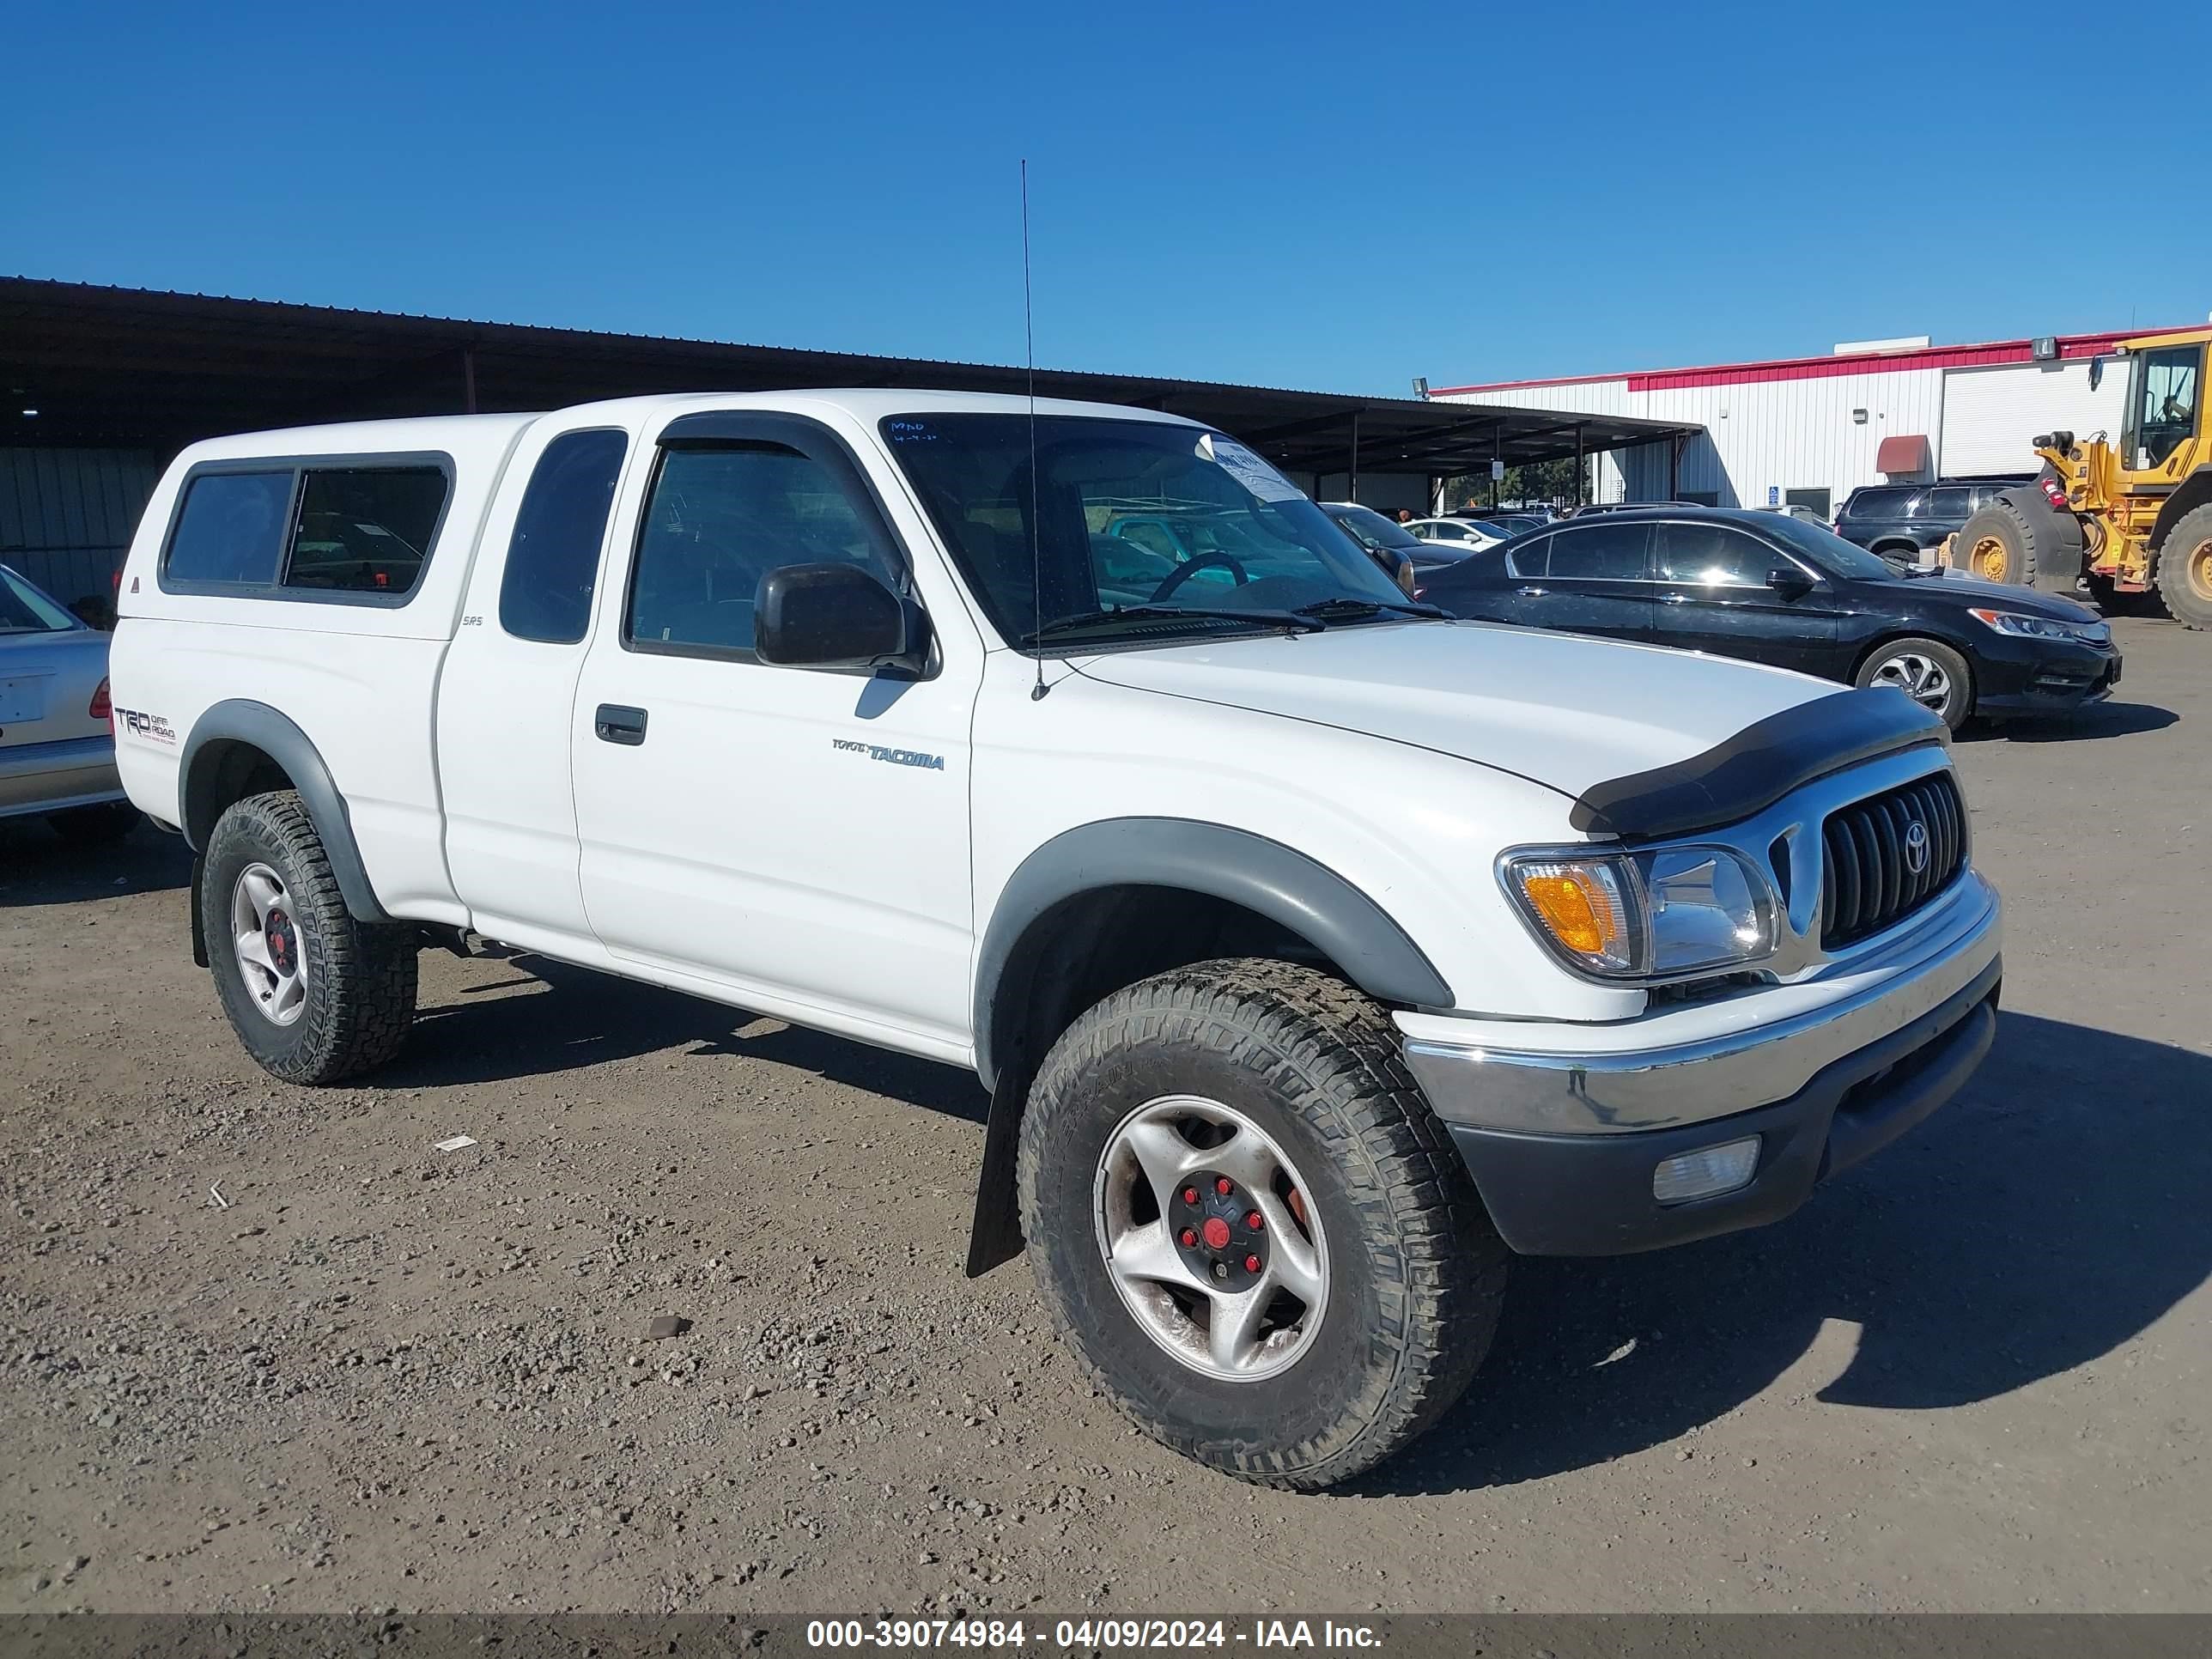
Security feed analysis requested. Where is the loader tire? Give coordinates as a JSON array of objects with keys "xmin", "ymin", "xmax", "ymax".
[
  {"xmin": 1955, "ymin": 496, "xmax": 2074, "ymax": 592},
  {"xmin": 2154, "ymin": 505, "xmax": 2212, "ymax": 630}
]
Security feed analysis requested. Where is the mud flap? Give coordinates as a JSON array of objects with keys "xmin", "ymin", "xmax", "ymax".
[
  {"xmin": 964, "ymin": 1060, "xmax": 1031, "ymax": 1278},
  {"xmin": 189, "ymin": 853, "xmax": 209, "ymax": 969}
]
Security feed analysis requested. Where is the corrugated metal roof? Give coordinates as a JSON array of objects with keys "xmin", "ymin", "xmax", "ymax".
[{"xmin": 0, "ymin": 276, "xmax": 1701, "ymax": 477}]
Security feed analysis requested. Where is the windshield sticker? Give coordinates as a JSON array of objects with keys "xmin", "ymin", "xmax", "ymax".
[{"xmin": 1199, "ymin": 433, "xmax": 1304, "ymax": 502}]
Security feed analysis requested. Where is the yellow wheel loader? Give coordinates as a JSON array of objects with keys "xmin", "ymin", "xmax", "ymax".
[{"xmin": 1949, "ymin": 325, "xmax": 2212, "ymax": 629}]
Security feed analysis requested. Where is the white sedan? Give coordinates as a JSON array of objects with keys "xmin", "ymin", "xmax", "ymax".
[{"xmin": 1404, "ymin": 517, "xmax": 1510, "ymax": 554}]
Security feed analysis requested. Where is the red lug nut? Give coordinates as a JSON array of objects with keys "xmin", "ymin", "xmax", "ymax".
[
  {"xmin": 1182, "ymin": 1187, "xmax": 1199, "ymax": 1205},
  {"xmin": 1215, "ymin": 1176, "xmax": 1232, "ymax": 1195},
  {"xmin": 1247, "ymin": 1211, "xmax": 1264, "ymax": 1230},
  {"xmin": 1244, "ymin": 1255, "xmax": 1261, "ymax": 1273},
  {"xmin": 1179, "ymin": 1228, "xmax": 1198, "ymax": 1248}
]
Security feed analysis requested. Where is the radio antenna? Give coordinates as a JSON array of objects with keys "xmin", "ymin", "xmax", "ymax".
[{"xmin": 1023, "ymin": 158, "xmax": 1048, "ymax": 701}]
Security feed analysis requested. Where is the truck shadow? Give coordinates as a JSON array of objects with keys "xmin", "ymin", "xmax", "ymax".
[
  {"xmin": 1361, "ymin": 1010, "xmax": 2212, "ymax": 1495},
  {"xmin": 0, "ymin": 817, "xmax": 191, "ymax": 908},
  {"xmin": 395, "ymin": 957, "xmax": 988, "ymax": 1124}
]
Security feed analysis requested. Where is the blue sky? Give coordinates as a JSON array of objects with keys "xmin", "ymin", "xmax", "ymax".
[{"xmin": 6, "ymin": 1, "xmax": 2208, "ymax": 396}]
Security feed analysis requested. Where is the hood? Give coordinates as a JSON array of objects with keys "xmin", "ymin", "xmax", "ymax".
[
  {"xmin": 1868, "ymin": 568, "xmax": 2101, "ymax": 621},
  {"xmin": 1073, "ymin": 618, "xmax": 1833, "ymax": 801}
]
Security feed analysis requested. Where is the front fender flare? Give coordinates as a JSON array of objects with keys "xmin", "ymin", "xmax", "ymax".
[
  {"xmin": 971, "ymin": 817, "xmax": 1451, "ymax": 1091},
  {"xmin": 180, "ymin": 699, "xmax": 390, "ymax": 923}
]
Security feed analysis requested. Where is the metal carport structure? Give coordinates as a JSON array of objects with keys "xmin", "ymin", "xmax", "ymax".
[{"xmin": 1, "ymin": 277, "xmax": 1699, "ymax": 600}]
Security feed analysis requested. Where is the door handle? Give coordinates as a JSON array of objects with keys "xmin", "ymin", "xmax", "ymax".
[
  {"xmin": 1515, "ymin": 586, "xmax": 1547, "ymax": 598},
  {"xmin": 594, "ymin": 703, "xmax": 648, "ymax": 745},
  {"xmin": 1660, "ymin": 592, "xmax": 1691, "ymax": 604}
]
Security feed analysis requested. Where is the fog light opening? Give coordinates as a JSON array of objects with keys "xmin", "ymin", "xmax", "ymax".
[{"xmin": 1652, "ymin": 1136, "xmax": 1761, "ymax": 1206}]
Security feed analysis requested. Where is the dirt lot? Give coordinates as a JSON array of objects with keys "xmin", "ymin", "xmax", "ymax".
[{"xmin": 3, "ymin": 617, "xmax": 2209, "ymax": 1617}]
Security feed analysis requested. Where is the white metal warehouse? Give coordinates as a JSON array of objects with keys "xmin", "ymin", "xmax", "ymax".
[{"xmin": 1431, "ymin": 323, "xmax": 2195, "ymax": 518}]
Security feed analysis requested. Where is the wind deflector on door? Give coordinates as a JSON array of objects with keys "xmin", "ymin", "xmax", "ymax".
[{"xmin": 1569, "ymin": 689, "xmax": 1949, "ymax": 842}]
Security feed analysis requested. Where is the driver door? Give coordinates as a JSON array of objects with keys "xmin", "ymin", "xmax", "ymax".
[{"xmin": 568, "ymin": 412, "xmax": 980, "ymax": 1048}]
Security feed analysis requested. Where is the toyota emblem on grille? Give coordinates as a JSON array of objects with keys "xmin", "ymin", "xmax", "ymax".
[{"xmin": 1903, "ymin": 817, "xmax": 1930, "ymax": 874}]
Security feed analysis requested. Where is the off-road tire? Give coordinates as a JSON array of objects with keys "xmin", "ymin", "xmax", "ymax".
[
  {"xmin": 1955, "ymin": 496, "xmax": 2075, "ymax": 592},
  {"xmin": 46, "ymin": 801, "xmax": 141, "ymax": 845},
  {"xmin": 1017, "ymin": 958, "xmax": 1508, "ymax": 1490},
  {"xmin": 200, "ymin": 790, "xmax": 417, "ymax": 1084},
  {"xmin": 1856, "ymin": 635, "xmax": 1974, "ymax": 732},
  {"xmin": 2154, "ymin": 504, "xmax": 2212, "ymax": 629}
]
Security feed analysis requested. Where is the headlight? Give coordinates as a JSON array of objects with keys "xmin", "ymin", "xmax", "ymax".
[
  {"xmin": 1968, "ymin": 606, "xmax": 2107, "ymax": 644},
  {"xmin": 1500, "ymin": 847, "xmax": 1778, "ymax": 981}
]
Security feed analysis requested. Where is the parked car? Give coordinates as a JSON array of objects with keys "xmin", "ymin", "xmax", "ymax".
[
  {"xmin": 1320, "ymin": 502, "xmax": 1468, "ymax": 584},
  {"xmin": 1455, "ymin": 510, "xmax": 1553, "ymax": 538},
  {"xmin": 1756, "ymin": 503, "xmax": 1832, "ymax": 526},
  {"xmin": 1833, "ymin": 481, "xmax": 2045, "ymax": 566},
  {"xmin": 1418, "ymin": 507, "xmax": 2119, "ymax": 730},
  {"xmin": 1404, "ymin": 516, "xmax": 1506, "ymax": 553},
  {"xmin": 1319, "ymin": 502, "xmax": 1418, "ymax": 590},
  {"xmin": 113, "ymin": 393, "xmax": 1999, "ymax": 1490},
  {"xmin": 0, "ymin": 562, "xmax": 137, "ymax": 842}
]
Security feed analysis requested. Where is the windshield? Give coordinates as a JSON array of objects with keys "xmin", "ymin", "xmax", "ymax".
[
  {"xmin": 0, "ymin": 566, "xmax": 82, "ymax": 633},
  {"xmin": 884, "ymin": 415, "xmax": 1413, "ymax": 647},
  {"xmin": 1328, "ymin": 503, "xmax": 1424, "ymax": 552},
  {"xmin": 1759, "ymin": 514, "xmax": 1904, "ymax": 580}
]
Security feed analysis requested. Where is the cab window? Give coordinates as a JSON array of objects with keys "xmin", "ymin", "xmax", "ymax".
[
  {"xmin": 2131, "ymin": 345, "xmax": 2201, "ymax": 469},
  {"xmin": 626, "ymin": 442, "xmax": 889, "ymax": 660},
  {"xmin": 499, "ymin": 429, "xmax": 629, "ymax": 644}
]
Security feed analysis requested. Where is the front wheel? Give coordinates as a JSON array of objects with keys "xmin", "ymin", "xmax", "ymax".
[
  {"xmin": 200, "ymin": 790, "xmax": 418, "ymax": 1085},
  {"xmin": 2154, "ymin": 505, "xmax": 2212, "ymax": 630},
  {"xmin": 1856, "ymin": 636, "xmax": 1973, "ymax": 732},
  {"xmin": 1016, "ymin": 959, "xmax": 1507, "ymax": 1490}
]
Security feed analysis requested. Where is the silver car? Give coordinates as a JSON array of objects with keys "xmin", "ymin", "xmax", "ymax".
[{"xmin": 0, "ymin": 563, "xmax": 138, "ymax": 842}]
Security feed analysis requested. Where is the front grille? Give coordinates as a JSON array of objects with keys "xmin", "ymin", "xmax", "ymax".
[{"xmin": 1820, "ymin": 772, "xmax": 1966, "ymax": 949}]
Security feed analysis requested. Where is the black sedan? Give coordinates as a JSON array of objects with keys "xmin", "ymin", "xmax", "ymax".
[{"xmin": 1414, "ymin": 507, "xmax": 2121, "ymax": 730}]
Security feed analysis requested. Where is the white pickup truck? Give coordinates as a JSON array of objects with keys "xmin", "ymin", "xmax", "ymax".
[{"xmin": 111, "ymin": 390, "xmax": 2001, "ymax": 1488}]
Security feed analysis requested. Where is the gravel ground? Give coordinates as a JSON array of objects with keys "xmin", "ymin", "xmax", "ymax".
[{"xmin": 3, "ymin": 615, "xmax": 2207, "ymax": 1616}]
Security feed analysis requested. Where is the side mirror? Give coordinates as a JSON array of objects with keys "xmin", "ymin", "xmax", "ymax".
[
  {"xmin": 1766, "ymin": 567, "xmax": 1815, "ymax": 599},
  {"xmin": 756, "ymin": 562, "xmax": 922, "ymax": 671}
]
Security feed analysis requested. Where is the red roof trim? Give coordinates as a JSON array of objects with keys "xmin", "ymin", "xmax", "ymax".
[{"xmin": 1430, "ymin": 326, "xmax": 2176, "ymax": 398}]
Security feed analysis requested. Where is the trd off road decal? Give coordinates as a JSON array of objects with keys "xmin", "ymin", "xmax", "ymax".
[
  {"xmin": 116, "ymin": 708, "xmax": 179, "ymax": 744},
  {"xmin": 830, "ymin": 737, "xmax": 945, "ymax": 771}
]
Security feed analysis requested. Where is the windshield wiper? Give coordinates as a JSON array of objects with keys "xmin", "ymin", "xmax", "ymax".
[
  {"xmin": 1022, "ymin": 605, "xmax": 1326, "ymax": 645},
  {"xmin": 1293, "ymin": 596, "xmax": 1449, "ymax": 621}
]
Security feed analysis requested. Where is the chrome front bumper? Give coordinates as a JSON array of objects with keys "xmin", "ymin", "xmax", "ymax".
[
  {"xmin": 1404, "ymin": 871, "xmax": 2001, "ymax": 1137},
  {"xmin": 1401, "ymin": 872, "xmax": 2002, "ymax": 1256}
]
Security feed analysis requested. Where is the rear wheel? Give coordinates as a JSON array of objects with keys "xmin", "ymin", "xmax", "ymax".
[
  {"xmin": 1017, "ymin": 959, "xmax": 1506, "ymax": 1490},
  {"xmin": 1856, "ymin": 636, "xmax": 1973, "ymax": 731},
  {"xmin": 2154, "ymin": 505, "xmax": 2212, "ymax": 630},
  {"xmin": 200, "ymin": 790, "xmax": 418, "ymax": 1084}
]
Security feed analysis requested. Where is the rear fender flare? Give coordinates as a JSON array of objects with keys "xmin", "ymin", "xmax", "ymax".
[{"xmin": 179, "ymin": 700, "xmax": 390, "ymax": 923}]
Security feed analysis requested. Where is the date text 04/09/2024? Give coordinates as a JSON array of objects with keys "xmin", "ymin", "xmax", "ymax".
[{"xmin": 805, "ymin": 1620, "xmax": 1382, "ymax": 1650}]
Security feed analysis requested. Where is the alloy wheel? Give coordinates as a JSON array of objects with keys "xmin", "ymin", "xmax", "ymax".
[
  {"xmin": 230, "ymin": 860, "xmax": 308, "ymax": 1025},
  {"xmin": 1092, "ymin": 1095, "xmax": 1328, "ymax": 1382},
  {"xmin": 1869, "ymin": 652, "xmax": 1954, "ymax": 714}
]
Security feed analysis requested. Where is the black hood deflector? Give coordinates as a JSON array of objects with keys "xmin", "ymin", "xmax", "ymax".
[{"xmin": 1569, "ymin": 688, "xmax": 1948, "ymax": 842}]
